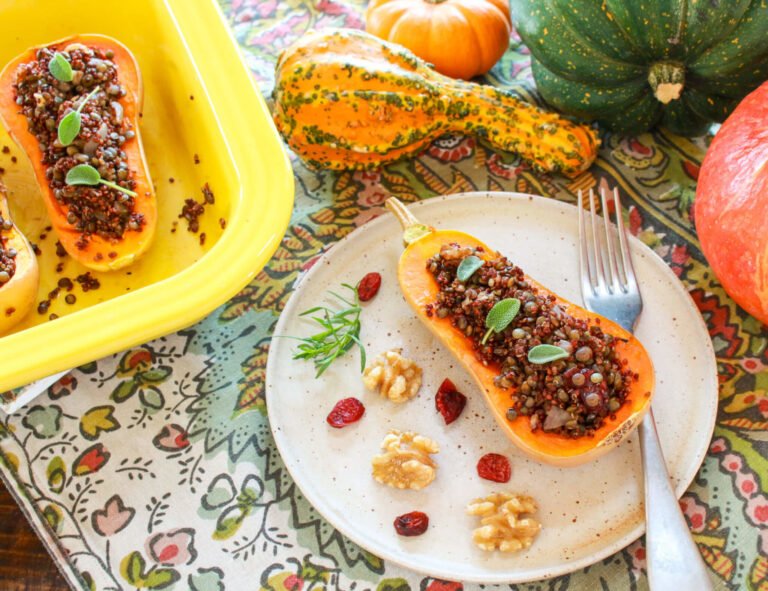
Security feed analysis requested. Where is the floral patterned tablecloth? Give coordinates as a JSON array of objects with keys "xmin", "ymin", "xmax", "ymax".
[{"xmin": 1, "ymin": 1, "xmax": 767, "ymax": 590}]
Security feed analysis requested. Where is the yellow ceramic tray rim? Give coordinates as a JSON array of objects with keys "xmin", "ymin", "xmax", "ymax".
[{"xmin": 0, "ymin": 0, "xmax": 293, "ymax": 393}]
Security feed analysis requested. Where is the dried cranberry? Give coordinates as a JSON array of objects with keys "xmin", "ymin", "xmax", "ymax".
[
  {"xmin": 326, "ymin": 397, "xmax": 365, "ymax": 428},
  {"xmin": 435, "ymin": 378, "xmax": 467, "ymax": 425},
  {"xmin": 394, "ymin": 511, "xmax": 429, "ymax": 536},
  {"xmin": 357, "ymin": 272, "xmax": 382, "ymax": 302},
  {"xmin": 477, "ymin": 453, "xmax": 511, "ymax": 483}
]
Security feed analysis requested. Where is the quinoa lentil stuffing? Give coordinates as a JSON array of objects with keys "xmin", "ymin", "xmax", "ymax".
[
  {"xmin": 179, "ymin": 184, "xmax": 215, "ymax": 234},
  {"xmin": 0, "ymin": 213, "xmax": 17, "ymax": 286},
  {"xmin": 426, "ymin": 244, "xmax": 637, "ymax": 438},
  {"xmin": 179, "ymin": 198, "xmax": 204, "ymax": 233},
  {"xmin": 75, "ymin": 272, "xmax": 100, "ymax": 292},
  {"xmin": 12, "ymin": 44, "xmax": 142, "ymax": 246}
]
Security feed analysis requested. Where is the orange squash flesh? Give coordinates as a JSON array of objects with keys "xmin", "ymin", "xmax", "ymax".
[
  {"xmin": 0, "ymin": 187, "xmax": 39, "ymax": 334},
  {"xmin": 0, "ymin": 34, "xmax": 156, "ymax": 271},
  {"xmin": 389, "ymin": 200, "xmax": 654, "ymax": 467}
]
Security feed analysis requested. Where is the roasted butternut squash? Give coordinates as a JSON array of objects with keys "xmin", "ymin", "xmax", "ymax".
[
  {"xmin": 0, "ymin": 35, "xmax": 156, "ymax": 271},
  {"xmin": 273, "ymin": 29, "xmax": 598, "ymax": 176},
  {"xmin": 0, "ymin": 184, "xmax": 38, "ymax": 334},
  {"xmin": 385, "ymin": 197, "xmax": 654, "ymax": 466}
]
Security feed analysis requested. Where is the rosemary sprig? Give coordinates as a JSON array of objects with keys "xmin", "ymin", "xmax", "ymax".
[{"xmin": 290, "ymin": 283, "xmax": 366, "ymax": 377}]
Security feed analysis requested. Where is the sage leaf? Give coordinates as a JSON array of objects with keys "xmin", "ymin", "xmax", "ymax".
[
  {"xmin": 528, "ymin": 344, "xmax": 570, "ymax": 364},
  {"xmin": 66, "ymin": 163, "xmax": 101, "ymax": 186},
  {"xmin": 481, "ymin": 298, "xmax": 520, "ymax": 345},
  {"xmin": 66, "ymin": 163, "xmax": 137, "ymax": 197},
  {"xmin": 457, "ymin": 255, "xmax": 483, "ymax": 282},
  {"xmin": 58, "ymin": 111, "xmax": 81, "ymax": 146},
  {"xmin": 57, "ymin": 87, "xmax": 98, "ymax": 146},
  {"xmin": 48, "ymin": 52, "xmax": 73, "ymax": 82}
]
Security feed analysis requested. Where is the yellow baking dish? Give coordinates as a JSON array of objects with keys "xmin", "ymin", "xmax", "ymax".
[{"xmin": 0, "ymin": 0, "xmax": 293, "ymax": 393}]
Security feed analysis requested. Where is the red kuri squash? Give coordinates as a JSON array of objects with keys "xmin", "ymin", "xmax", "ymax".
[{"xmin": 695, "ymin": 82, "xmax": 768, "ymax": 325}]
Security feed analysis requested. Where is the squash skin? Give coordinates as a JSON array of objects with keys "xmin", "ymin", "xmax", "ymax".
[
  {"xmin": 510, "ymin": 0, "xmax": 768, "ymax": 135},
  {"xmin": 272, "ymin": 28, "xmax": 598, "ymax": 176},
  {"xmin": 395, "ymin": 221, "xmax": 654, "ymax": 466},
  {"xmin": 0, "ymin": 187, "xmax": 39, "ymax": 334},
  {"xmin": 695, "ymin": 81, "xmax": 768, "ymax": 325},
  {"xmin": 365, "ymin": 0, "xmax": 512, "ymax": 80},
  {"xmin": 0, "ymin": 35, "xmax": 156, "ymax": 272}
]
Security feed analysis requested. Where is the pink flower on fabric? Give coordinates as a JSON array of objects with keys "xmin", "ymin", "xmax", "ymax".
[
  {"xmin": 739, "ymin": 357, "xmax": 766, "ymax": 374},
  {"xmin": 678, "ymin": 495, "xmax": 707, "ymax": 532},
  {"xmin": 354, "ymin": 171, "xmax": 387, "ymax": 208},
  {"xmin": 709, "ymin": 438, "xmax": 726, "ymax": 454},
  {"xmin": 626, "ymin": 539, "xmax": 647, "ymax": 578},
  {"xmin": 146, "ymin": 528, "xmax": 197, "ymax": 566},
  {"xmin": 91, "ymin": 495, "xmax": 135, "ymax": 537},
  {"xmin": 357, "ymin": 189, "xmax": 387, "ymax": 208},
  {"xmin": 670, "ymin": 244, "xmax": 690, "ymax": 265}
]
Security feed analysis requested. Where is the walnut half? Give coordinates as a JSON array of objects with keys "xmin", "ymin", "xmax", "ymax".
[
  {"xmin": 362, "ymin": 349, "xmax": 422, "ymax": 403},
  {"xmin": 466, "ymin": 492, "xmax": 541, "ymax": 552},
  {"xmin": 371, "ymin": 430, "xmax": 438, "ymax": 490}
]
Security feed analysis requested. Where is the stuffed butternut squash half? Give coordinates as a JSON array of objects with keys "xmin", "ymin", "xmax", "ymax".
[
  {"xmin": 385, "ymin": 198, "xmax": 654, "ymax": 467},
  {"xmin": 273, "ymin": 29, "xmax": 598, "ymax": 176},
  {"xmin": 0, "ymin": 35, "xmax": 156, "ymax": 271},
  {"xmin": 0, "ymin": 184, "xmax": 38, "ymax": 334}
]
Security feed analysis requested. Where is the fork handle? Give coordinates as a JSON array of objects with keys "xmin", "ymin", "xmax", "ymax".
[{"xmin": 640, "ymin": 409, "xmax": 713, "ymax": 590}]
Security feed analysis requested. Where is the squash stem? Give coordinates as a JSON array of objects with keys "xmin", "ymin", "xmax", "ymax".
[
  {"xmin": 648, "ymin": 61, "xmax": 685, "ymax": 104},
  {"xmin": 385, "ymin": 198, "xmax": 434, "ymax": 245}
]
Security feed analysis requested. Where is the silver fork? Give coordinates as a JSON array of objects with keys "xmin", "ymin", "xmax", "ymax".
[{"xmin": 578, "ymin": 187, "xmax": 713, "ymax": 590}]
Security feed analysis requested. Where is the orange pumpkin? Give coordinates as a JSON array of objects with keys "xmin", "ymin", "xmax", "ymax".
[
  {"xmin": 365, "ymin": 0, "xmax": 512, "ymax": 80},
  {"xmin": 385, "ymin": 197, "xmax": 654, "ymax": 466},
  {"xmin": 0, "ymin": 34, "xmax": 156, "ymax": 272},
  {"xmin": 695, "ymin": 81, "xmax": 768, "ymax": 325}
]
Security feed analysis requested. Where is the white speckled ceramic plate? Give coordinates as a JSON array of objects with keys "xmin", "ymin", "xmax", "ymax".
[{"xmin": 266, "ymin": 192, "xmax": 718, "ymax": 584}]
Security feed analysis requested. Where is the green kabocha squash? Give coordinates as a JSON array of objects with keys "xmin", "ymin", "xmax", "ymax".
[{"xmin": 510, "ymin": 0, "xmax": 768, "ymax": 135}]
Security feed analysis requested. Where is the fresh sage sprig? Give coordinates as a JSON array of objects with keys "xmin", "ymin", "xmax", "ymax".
[
  {"xmin": 65, "ymin": 164, "xmax": 137, "ymax": 197},
  {"xmin": 290, "ymin": 283, "xmax": 366, "ymax": 377},
  {"xmin": 481, "ymin": 298, "xmax": 521, "ymax": 345},
  {"xmin": 528, "ymin": 344, "xmax": 570, "ymax": 364},
  {"xmin": 48, "ymin": 52, "xmax": 73, "ymax": 82},
  {"xmin": 457, "ymin": 255, "xmax": 483, "ymax": 282},
  {"xmin": 58, "ymin": 86, "xmax": 99, "ymax": 146}
]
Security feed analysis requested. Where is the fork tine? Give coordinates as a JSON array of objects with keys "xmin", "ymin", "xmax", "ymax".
[
  {"xmin": 612, "ymin": 187, "xmax": 637, "ymax": 288},
  {"xmin": 588, "ymin": 188, "xmax": 607, "ymax": 291},
  {"xmin": 578, "ymin": 190, "xmax": 594, "ymax": 296},
  {"xmin": 600, "ymin": 187, "xmax": 620, "ymax": 291}
]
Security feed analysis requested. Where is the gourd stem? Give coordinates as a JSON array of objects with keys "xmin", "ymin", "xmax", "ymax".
[{"xmin": 385, "ymin": 197, "xmax": 420, "ymax": 229}]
